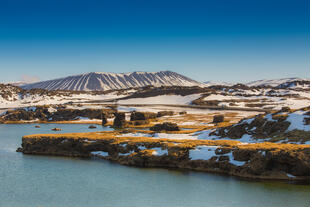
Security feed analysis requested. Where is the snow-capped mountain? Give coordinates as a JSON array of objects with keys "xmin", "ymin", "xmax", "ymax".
[
  {"xmin": 21, "ymin": 71, "xmax": 200, "ymax": 91},
  {"xmin": 246, "ymin": 78, "xmax": 310, "ymax": 88}
]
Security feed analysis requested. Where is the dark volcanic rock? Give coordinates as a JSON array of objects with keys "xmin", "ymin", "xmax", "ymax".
[
  {"xmin": 305, "ymin": 117, "xmax": 310, "ymax": 125},
  {"xmin": 130, "ymin": 111, "xmax": 157, "ymax": 121},
  {"xmin": 213, "ymin": 115, "xmax": 224, "ymax": 123},
  {"xmin": 2, "ymin": 109, "xmax": 36, "ymax": 121},
  {"xmin": 150, "ymin": 122, "xmax": 180, "ymax": 132},
  {"xmin": 157, "ymin": 111, "xmax": 174, "ymax": 117},
  {"xmin": 129, "ymin": 120, "xmax": 150, "ymax": 126},
  {"xmin": 280, "ymin": 107, "xmax": 291, "ymax": 112},
  {"xmin": 213, "ymin": 115, "xmax": 292, "ymax": 140},
  {"xmin": 0, "ymin": 107, "xmax": 115, "ymax": 123},
  {"xmin": 113, "ymin": 112, "xmax": 126, "ymax": 128},
  {"xmin": 101, "ymin": 113, "xmax": 107, "ymax": 126},
  {"xmin": 19, "ymin": 136, "xmax": 310, "ymax": 181}
]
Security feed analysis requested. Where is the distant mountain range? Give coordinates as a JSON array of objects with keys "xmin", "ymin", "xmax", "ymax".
[
  {"xmin": 8, "ymin": 71, "xmax": 309, "ymax": 91},
  {"xmin": 204, "ymin": 78, "xmax": 310, "ymax": 89},
  {"xmin": 21, "ymin": 71, "xmax": 200, "ymax": 91},
  {"xmin": 246, "ymin": 78, "xmax": 310, "ymax": 89}
]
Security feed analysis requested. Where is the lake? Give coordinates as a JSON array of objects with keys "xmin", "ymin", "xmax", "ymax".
[{"xmin": 0, "ymin": 124, "xmax": 310, "ymax": 207}]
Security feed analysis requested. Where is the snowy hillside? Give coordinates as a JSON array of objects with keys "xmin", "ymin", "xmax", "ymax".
[
  {"xmin": 203, "ymin": 78, "xmax": 310, "ymax": 89},
  {"xmin": 21, "ymin": 71, "xmax": 200, "ymax": 91},
  {"xmin": 247, "ymin": 78, "xmax": 310, "ymax": 88},
  {"xmin": 0, "ymin": 83, "xmax": 131, "ymax": 108}
]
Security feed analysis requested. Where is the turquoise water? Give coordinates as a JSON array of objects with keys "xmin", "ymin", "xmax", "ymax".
[{"xmin": 1, "ymin": 124, "xmax": 310, "ymax": 207}]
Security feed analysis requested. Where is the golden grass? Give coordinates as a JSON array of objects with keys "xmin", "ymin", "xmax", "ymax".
[
  {"xmin": 24, "ymin": 109, "xmax": 305, "ymax": 152},
  {"xmin": 48, "ymin": 120, "xmax": 102, "ymax": 125},
  {"xmin": 3, "ymin": 109, "xmax": 249, "ymax": 132},
  {"xmin": 23, "ymin": 130, "xmax": 310, "ymax": 152}
]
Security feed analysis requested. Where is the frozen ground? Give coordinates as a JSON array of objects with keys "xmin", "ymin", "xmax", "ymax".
[
  {"xmin": 0, "ymin": 92, "xmax": 123, "ymax": 109},
  {"xmin": 117, "ymin": 94, "xmax": 202, "ymax": 105},
  {"xmin": 203, "ymin": 91, "xmax": 310, "ymax": 110}
]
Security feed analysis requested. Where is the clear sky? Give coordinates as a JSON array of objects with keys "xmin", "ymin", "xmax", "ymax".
[{"xmin": 0, "ymin": 0, "xmax": 309, "ymax": 83}]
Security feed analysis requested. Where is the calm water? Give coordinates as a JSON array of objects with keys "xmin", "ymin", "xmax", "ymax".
[{"xmin": 1, "ymin": 124, "xmax": 310, "ymax": 207}]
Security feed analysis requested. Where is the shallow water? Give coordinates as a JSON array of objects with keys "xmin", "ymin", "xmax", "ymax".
[{"xmin": 0, "ymin": 124, "xmax": 310, "ymax": 207}]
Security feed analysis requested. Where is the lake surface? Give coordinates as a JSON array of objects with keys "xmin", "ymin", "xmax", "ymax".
[{"xmin": 1, "ymin": 124, "xmax": 310, "ymax": 207}]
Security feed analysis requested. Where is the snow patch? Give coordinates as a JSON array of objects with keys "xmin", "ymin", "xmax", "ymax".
[
  {"xmin": 91, "ymin": 151, "xmax": 109, "ymax": 157},
  {"xmin": 151, "ymin": 148, "xmax": 168, "ymax": 156},
  {"xmin": 189, "ymin": 146, "xmax": 218, "ymax": 160}
]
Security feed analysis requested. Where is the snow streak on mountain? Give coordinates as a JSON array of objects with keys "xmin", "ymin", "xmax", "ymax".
[{"xmin": 21, "ymin": 71, "xmax": 200, "ymax": 91}]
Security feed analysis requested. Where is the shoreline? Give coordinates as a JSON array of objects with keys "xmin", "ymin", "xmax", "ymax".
[{"xmin": 18, "ymin": 131, "xmax": 310, "ymax": 182}]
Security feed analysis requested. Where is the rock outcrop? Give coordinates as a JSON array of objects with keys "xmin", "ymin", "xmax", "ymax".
[
  {"xmin": 18, "ymin": 134, "xmax": 310, "ymax": 181},
  {"xmin": 130, "ymin": 112, "xmax": 157, "ymax": 121},
  {"xmin": 213, "ymin": 115, "xmax": 224, "ymax": 123},
  {"xmin": 150, "ymin": 122, "xmax": 180, "ymax": 132},
  {"xmin": 113, "ymin": 112, "xmax": 126, "ymax": 128},
  {"xmin": 210, "ymin": 108, "xmax": 310, "ymax": 143},
  {"xmin": 101, "ymin": 113, "xmax": 107, "ymax": 126},
  {"xmin": 0, "ymin": 107, "xmax": 114, "ymax": 123},
  {"xmin": 157, "ymin": 111, "xmax": 174, "ymax": 117}
]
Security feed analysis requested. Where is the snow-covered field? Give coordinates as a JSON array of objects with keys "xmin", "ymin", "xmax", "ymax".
[
  {"xmin": 117, "ymin": 94, "xmax": 202, "ymax": 105},
  {"xmin": 0, "ymin": 92, "xmax": 123, "ymax": 109},
  {"xmin": 203, "ymin": 89, "xmax": 310, "ymax": 110}
]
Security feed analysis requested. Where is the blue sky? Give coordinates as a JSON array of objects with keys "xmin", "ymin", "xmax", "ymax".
[{"xmin": 0, "ymin": 0, "xmax": 309, "ymax": 83}]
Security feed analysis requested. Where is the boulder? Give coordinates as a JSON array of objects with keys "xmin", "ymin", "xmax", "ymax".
[
  {"xmin": 150, "ymin": 122, "xmax": 180, "ymax": 132},
  {"xmin": 113, "ymin": 112, "xmax": 126, "ymax": 128},
  {"xmin": 213, "ymin": 115, "xmax": 224, "ymax": 123},
  {"xmin": 130, "ymin": 111, "xmax": 156, "ymax": 121},
  {"xmin": 305, "ymin": 117, "xmax": 310, "ymax": 125},
  {"xmin": 157, "ymin": 111, "xmax": 174, "ymax": 117},
  {"xmin": 89, "ymin": 125, "xmax": 97, "ymax": 129},
  {"xmin": 280, "ymin": 107, "xmax": 291, "ymax": 112},
  {"xmin": 101, "ymin": 113, "xmax": 107, "ymax": 126},
  {"xmin": 226, "ymin": 124, "xmax": 247, "ymax": 139},
  {"xmin": 130, "ymin": 120, "xmax": 150, "ymax": 126}
]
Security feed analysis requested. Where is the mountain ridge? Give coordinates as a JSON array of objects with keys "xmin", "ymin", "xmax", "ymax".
[
  {"xmin": 21, "ymin": 71, "xmax": 201, "ymax": 91},
  {"xmin": 203, "ymin": 77, "xmax": 310, "ymax": 89}
]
